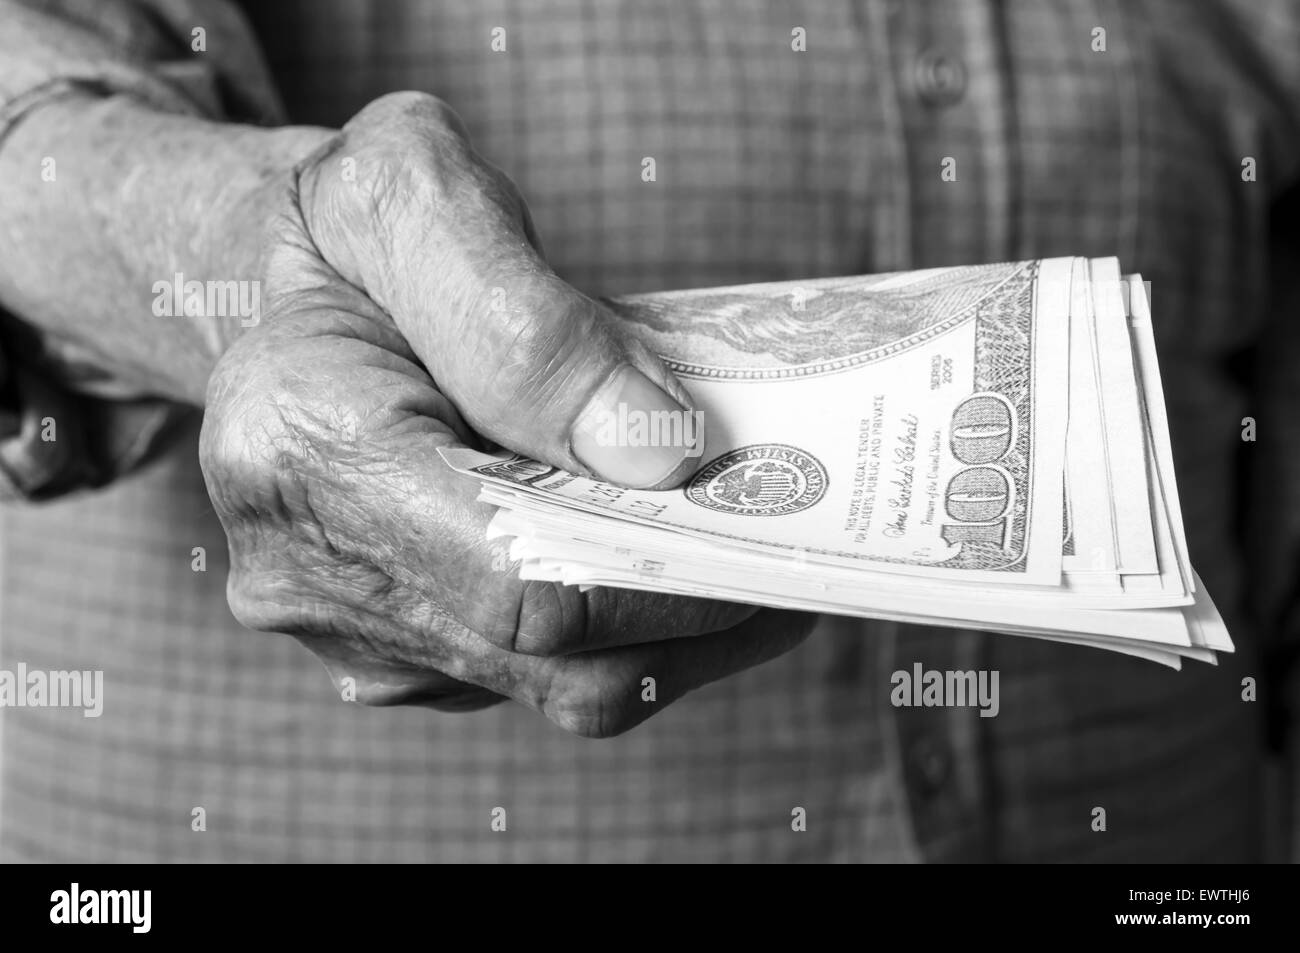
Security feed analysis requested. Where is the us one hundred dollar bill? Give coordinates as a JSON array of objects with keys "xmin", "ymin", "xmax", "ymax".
[{"xmin": 441, "ymin": 257, "xmax": 1232, "ymax": 668}]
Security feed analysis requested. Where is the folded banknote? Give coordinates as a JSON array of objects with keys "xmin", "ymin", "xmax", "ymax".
[{"xmin": 442, "ymin": 257, "xmax": 1231, "ymax": 668}]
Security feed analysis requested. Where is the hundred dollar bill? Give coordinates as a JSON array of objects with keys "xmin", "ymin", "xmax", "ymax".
[
  {"xmin": 443, "ymin": 258, "xmax": 1073, "ymax": 585},
  {"xmin": 441, "ymin": 258, "xmax": 1233, "ymax": 665}
]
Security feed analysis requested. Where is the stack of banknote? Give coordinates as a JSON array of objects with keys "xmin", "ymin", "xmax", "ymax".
[{"xmin": 442, "ymin": 257, "xmax": 1231, "ymax": 668}]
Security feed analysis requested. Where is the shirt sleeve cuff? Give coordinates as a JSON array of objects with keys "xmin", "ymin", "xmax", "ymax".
[
  {"xmin": 0, "ymin": 1, "xmax": 280, "ymax": 502},
  {"xmin": 0, "ymin": 349, "xmax": 194, "ymax": 503}
]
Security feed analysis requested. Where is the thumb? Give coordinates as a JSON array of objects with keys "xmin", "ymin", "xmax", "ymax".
[{"xmin": 297, "ymin": 92, "xmax": 704, "ymax": 489}]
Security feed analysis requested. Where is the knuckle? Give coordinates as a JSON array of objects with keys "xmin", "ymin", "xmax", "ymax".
[
  {"xmin": 200, "ymin": 362, "xmax": 302, "ymax": 501},
  {"xmin": 472, "ymin": 578, "xmax": 575, "ymax": 656},
  {"xmin": 363, "ymin": 91, "xmax": 470, "ymax": 141},
  {"xmin": 489, "ymin": 296, "xmax": 597, "ymax": 403},
  {"xmin": 201, "ymin": 392, "xmax": 267, "ymax": 473},
  {"xmin": 200, "ymin": 413, "xmax": 274, "ymax": 519},
  {"xmin": 511, "ymin": 579, "xmax": 577, "ymax": 656},
  {"xmin": 360, "ymin": 159, "xmax": 417, "ymax": 228},
  {"xmin": 503, "ymin": 302, "xmax": 570, "ymax": 360},
  {"xmin": 544, "ymin": 665, "xmax": 638, "ymax": 739},
  {"xmin": 225, "ymin": 571, "xmax": 295, "ymax": 634}
]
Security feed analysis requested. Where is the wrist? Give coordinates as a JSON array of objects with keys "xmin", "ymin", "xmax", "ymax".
[
  {"xmin": 0, "ymin": 91, "xmax": 337, "ymax": 404},
  {"xmin": 189, "ymin": 123, "xmax": 342, "ymax": 366}
]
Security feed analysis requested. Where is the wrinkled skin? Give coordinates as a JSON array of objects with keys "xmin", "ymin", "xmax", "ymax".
[{"xmin": 199, "ymin": 92, "xmax": 814, "ymax": 736}]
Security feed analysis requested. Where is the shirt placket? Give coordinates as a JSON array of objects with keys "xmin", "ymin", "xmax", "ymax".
[{"xmin": 873, "ymin": 0, "xmax": 1014, "ymax": 862}]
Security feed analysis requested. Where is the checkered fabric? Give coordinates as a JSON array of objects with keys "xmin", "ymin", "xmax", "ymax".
[{"xmin": 2, "ymin": 0, "xmax": 1298, "ymax": 861}]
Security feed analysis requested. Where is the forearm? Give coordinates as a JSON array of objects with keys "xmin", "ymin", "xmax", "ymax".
[{"xmin": 0, "ymin": 92, "xmax": 335, "ymax": 405}]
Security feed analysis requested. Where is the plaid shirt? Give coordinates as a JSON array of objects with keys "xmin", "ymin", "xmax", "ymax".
[{"xmin": 2, "ymin": 0, "xmax": 1299, "ymax": 862}]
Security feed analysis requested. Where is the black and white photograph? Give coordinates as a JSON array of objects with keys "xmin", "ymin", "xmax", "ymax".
[{"xmin": 0, "ymin": 0, "xmax": 1296, "ymax": 900}]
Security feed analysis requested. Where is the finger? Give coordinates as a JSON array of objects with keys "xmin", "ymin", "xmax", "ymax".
[
  {"xmin": 235, "ymin": 267, "xmax": 748, "ymax": 659},
  {"xmin": 503, "ymin": 579, "xmax": 758, "ymax": 656},
  {"xmin": 319, "ymin": 599, "xmax": 811, "ymax": 734},
  {"xmin": 524, "ymin": 608, "xmax": 816, "ymax": 737},
  {"xmin": 360, "ymin": 431, "xmax": 759, "ymax": 653},
  {"xmin": 298, "ymin": 92, "xmax": 704, "ymax": 490},
  {"xmin": 255, "ymin": 207, "xmax": 479, "ymax": 448},
  {"xmin": 295, "ymin": 630, "xmax": 505, "ymax": 712}
]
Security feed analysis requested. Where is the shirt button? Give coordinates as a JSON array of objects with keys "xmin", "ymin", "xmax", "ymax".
[
  {"xmin": 914, "ymin": 49, "xmax": 967, "ymax": 106},
  {"xmin": 908, "ymin": 736, "xmax": 952, "ymax": 795}
]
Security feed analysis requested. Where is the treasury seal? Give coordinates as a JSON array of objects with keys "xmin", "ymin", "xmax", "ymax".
[{"xmin": 685, "ymin": 444, "xmax": 828, "ymax": 516}]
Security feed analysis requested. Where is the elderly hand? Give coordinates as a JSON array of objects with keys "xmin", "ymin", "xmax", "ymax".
[{"xmin": 199, "ymin": 92, "xmax": 814, "ymax": 736}]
